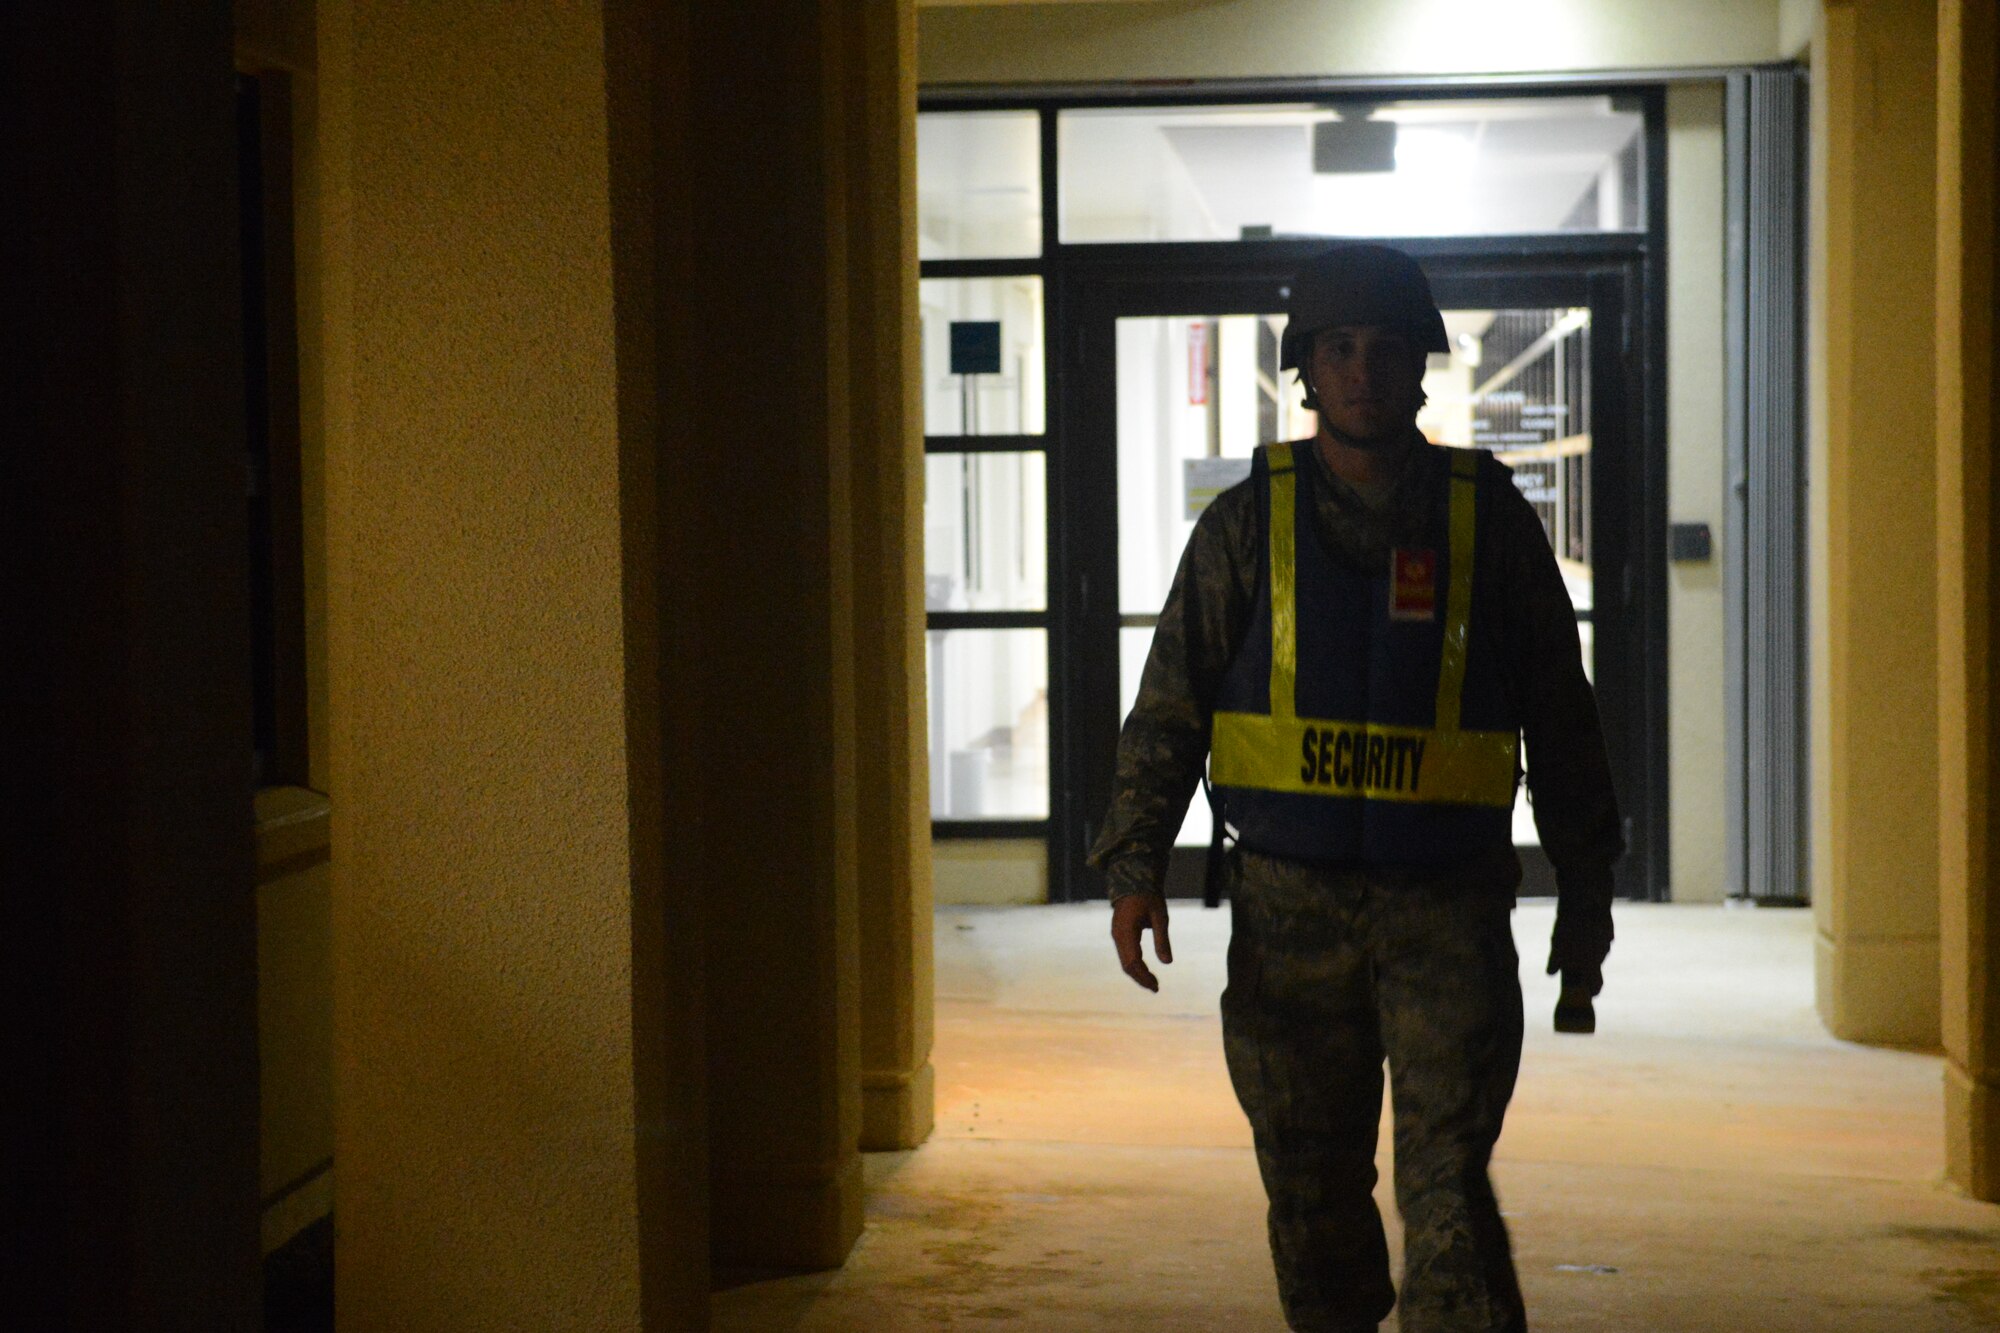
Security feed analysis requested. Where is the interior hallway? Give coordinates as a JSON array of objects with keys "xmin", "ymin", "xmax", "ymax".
[{"xmin": 715, "ymin": 900, "xmax": 2000, "ymax": 1331}]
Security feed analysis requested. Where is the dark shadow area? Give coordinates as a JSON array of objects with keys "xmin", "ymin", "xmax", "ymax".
[{"xmin": 262, "ymin": 1215, "xmax": 333, "ymax": 1333}]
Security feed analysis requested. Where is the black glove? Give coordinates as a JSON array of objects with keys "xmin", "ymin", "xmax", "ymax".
[{"xmin": 1546, "ymin": 868, "xmax": 1615, "ymax": 998}]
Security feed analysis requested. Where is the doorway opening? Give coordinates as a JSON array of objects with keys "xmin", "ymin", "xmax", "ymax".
[
  {"xmin": 1071, "ymin": 257, "xmax": 1650, "ymax": 900},
  {"xmin": 920, "ymin": 86, "xmax": 1671, "ymax": 904}
]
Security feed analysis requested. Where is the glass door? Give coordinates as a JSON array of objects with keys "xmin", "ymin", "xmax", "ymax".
[
  {"xmin": 1111, "ymin": 311, "xmax": 1316, "ymax": 869},
  {"xmin": 1062, "ymin": 260, "xmax": 1648, "ymax": 901}
]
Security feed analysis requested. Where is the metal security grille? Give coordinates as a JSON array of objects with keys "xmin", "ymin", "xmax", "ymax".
[{"xmin": 1724, "ymin": 66, "xmax": 1809, "ymax": 903}]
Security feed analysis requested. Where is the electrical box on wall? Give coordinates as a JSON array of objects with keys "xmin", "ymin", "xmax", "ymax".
[{"xmin": 1670, "ymin": 521, "xmax": 1713, "ymax": 562}]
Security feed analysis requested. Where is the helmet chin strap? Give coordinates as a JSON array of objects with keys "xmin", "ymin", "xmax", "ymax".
[{"xmin": 1322, "ymin": 421, "xmax": 1403, "ymax": 453}]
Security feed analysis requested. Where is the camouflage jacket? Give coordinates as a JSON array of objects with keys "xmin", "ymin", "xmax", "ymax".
[{"xmin": 1089, "ymin": 433, "xmax": 1625, "ymax": 908}]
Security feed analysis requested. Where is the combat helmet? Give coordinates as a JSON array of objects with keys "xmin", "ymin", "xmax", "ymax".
[{"xmin": 1279, "ymin": 243, "xmax": 1451, "ymax": 371}]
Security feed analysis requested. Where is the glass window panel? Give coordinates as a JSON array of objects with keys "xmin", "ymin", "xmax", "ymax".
[
  {"xmin": 1060, "ymin": 96, "xmax": 1644, "ymax": 243},
  {"xmin": 921, "ymin": 277, "xmax": 1047, "ymax": 436},
  {"xmin": 926, "ymin": 629, "xmax": 1049, "ymax": 819},
  {"xmin": 1120, "ymin": 626, "xmax": 1213, "ymax": 847},
  {"xmin": 924, "ymin": 452, "xmax": 1047, "ymax": 612},
  {"xmin": 917, "ymin": 111, "xmax": 1042, "ymax": 260},
  {"xmin": 1116, "ymin": 314, "xmax": 1314, "ymax": 617}
]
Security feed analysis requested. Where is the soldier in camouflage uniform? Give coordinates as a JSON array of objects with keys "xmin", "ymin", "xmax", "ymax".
[{"xmin": 1093, "ymin": 244, "xmax": 1623, "ymax": 1332}]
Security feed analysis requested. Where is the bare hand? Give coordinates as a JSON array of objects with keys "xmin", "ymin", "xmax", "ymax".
[{"xmin": 1111, "ymin": 893, "xmax": 1173, "ymax": 992}]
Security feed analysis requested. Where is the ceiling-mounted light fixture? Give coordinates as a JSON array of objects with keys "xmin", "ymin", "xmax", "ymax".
[{"xmin": 1312, "ymin": 104, "xmax": 1397, "ymax": 175}]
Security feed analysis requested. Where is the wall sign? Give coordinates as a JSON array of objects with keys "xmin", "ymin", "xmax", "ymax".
[
  {"xmin": 1187, "ymin": 321, "xmax": 1209, "ymax": 406},
  {"xmin": 1184, "ymin": 457, "xmax": 1252, "ymax": 520}
]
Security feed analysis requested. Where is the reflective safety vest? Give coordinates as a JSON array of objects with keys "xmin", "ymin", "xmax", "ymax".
[{"xmin": 1209, "ymin": 441, "xmax": 1520, "ymax": 865}]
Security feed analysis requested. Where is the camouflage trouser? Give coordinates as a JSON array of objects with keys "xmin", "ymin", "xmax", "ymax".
[{"xmin": 1221, "ymin": 849, "xmax": 1527, "ymax": 1333}]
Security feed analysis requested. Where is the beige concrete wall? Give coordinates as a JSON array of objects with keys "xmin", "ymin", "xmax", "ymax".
[
  {"xmin": 919, "ymin": 0, "xmax": 1783, "ymax": 84},
  {"xmin": 853, "ymin": 0, "xmax": 940, "ymax": 1156},
  {"xmin": 605, "ymin": 0, "xmax": 928, "ymax": 1279},
  {"xmin": 671, "ymin": 0, "xmax": 869, "ymax": 1275},
  {"xmin": 1666, "ymin": 83, "xmax": 1731, "ymax": 904},
  {"xmin": 319, "ymin": 1, "xmax": 671, "ymax": 1323},
  {"xmin": 1806, "ymin": 4, "xmax": 1834, "ymax": 996},
  {"xmin": 1778, "ymin": 0, "xmax": 1817, "ymax": 58},
  {"xmin": 1808, "ymin": 0, "xmax": 1940, "ymax": 1047},
  {"xmin": 934, "ymin": 839, "xmax": 1051, "ymax": 905},
  {"xmin": 1935, "ymin": 0, "xmax": 1999, "ymax": 1199}
]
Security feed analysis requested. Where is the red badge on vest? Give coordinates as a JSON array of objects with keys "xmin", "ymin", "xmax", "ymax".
[{"xmin": 1389, "ymin": 548, "xmax": 1438, "ymax": 621}]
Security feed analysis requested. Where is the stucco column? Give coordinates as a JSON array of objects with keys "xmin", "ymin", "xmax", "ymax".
[
  {"xmin": 1936, "ymin": 0, "xmax": 1999, "ymax": 1200},
  {"xmin": 320, "ymin": 2, "xmax": 690, "ymax": 1324},
  {"xmin": 684, "ymin": 0, "xmax": 868, "ymax": 1273},
  {"xmin": 1809, "ymin": 0, "xmax": 1942, "ymax": 1046},
  {"xmin": 846, "ymin": 0, "xmax": 938, "ymax": 1154}
]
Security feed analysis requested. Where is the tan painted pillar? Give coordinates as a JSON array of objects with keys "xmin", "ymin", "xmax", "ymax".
[
  {"xmin": 1810, "ymin": 0, "xmax": 1942, "ymax": 1046},
  {"xmin": 1936, "ymin": 0, "xmax": 2000, "ymax": 1200},
  {"xmin": 601, "ymin": 1, "xmax": 720, "ymax": 1322},
  {"xmin": 847, "ymin": 0, "xmax": 938, "ymax": 1155},
  {"xmin": 682, "ymin": 0, "xmax": 868, "ymax": 1274},
  {"xmin": 320, "ymin": 1, "xmax": 694, "ymax": 1324}
]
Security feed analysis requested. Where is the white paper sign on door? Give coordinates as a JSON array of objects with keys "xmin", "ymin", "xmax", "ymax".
[{"xmin": 1184, "ymin": 457, "xmax": 1253, "ymax": 521}]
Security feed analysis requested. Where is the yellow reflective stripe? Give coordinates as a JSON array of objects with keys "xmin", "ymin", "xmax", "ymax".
[
  {"xmin": 1210, "ymin": 711, "xmax": 1519, "ymax": 807},
  {"xmin": 1433, "ymin": 449, "xmax": 1479, "ymax": 732},
  {"xmin": 1266, "ymin": 443, "xmax": 1297, "ymax": 721}
]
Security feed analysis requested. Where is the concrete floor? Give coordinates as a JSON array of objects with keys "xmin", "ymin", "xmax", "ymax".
[{"xmin": 714, "ymin": 902, "xmax": 2000, "ymax": 1331}]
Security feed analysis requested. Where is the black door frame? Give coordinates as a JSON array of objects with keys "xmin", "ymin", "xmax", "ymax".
[
  {"xmin": 917, "ymin": 83, "xmax": 1674, "ymax": 905},
  {"xmin": 1052, "ymin": 236, "xmax": 1666, "ymax": 904}
]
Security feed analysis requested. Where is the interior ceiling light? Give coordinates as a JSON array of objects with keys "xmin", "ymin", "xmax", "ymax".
[{"xmin": 1312, "ymin": 105, "xmax": 1397, "ymax": 175}]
